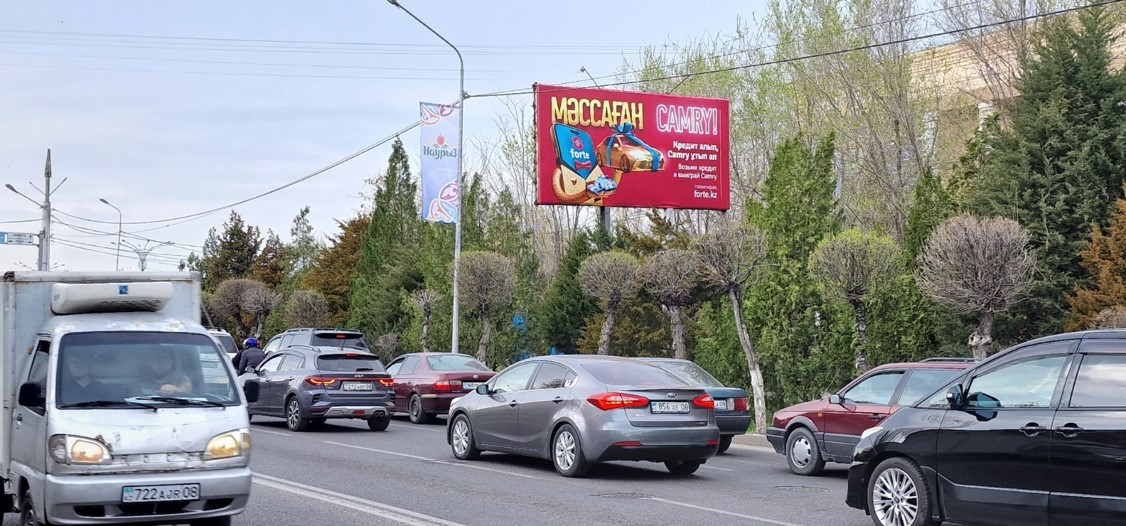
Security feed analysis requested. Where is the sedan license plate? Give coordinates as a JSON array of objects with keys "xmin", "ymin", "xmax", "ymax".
[
  {"xmin": 463, "ymin": 382, "xmax": 482, "ymax": 391},
  {"xmin": 122, "ymin": 483, "xmax": 200, "ymax": 503},
  {"xmin": 342, "ymin": 381, "xmax": 373, "ymax": 391},
  {"xmin": 714, "ymin": 399, "xmax": 729, "ymax": 411},
  {"xmin": 650, "ymin": 401, "xmax": 690, "ymax": 414}
]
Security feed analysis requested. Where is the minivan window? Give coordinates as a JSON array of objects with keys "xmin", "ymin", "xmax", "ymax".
[
  {"xmin": 967, "ymin": 355, "xmax": 1067, "ymax": 409},
  {"xmin": 56, "ymin": 332, "xmax": 239, "ymax": 408},
  {"xmin": 898, "ymin": 369, "xmax": 962, "ymax": 406},
  {"xmin": 583, "ymin": 362, "xmax": 688, "ymax": 387},
  {"xmin": 842, "ymin": 372, "xmax": 904, "ymax": 405},
  {"xmin": 427, "ymin": 355, "xmax": 489, "ymax": 371},
  {"xmin": 1069, "ymin": 354, "xmax": 1126, "ymax": 408},
  {"xmin": 317, "ymin": 355, "xmax": 386, "ymax": 373}
]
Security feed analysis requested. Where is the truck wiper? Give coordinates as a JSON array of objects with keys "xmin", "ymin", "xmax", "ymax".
[
  {"xmin": 60, "ymin": 399, "xmax": 158, "ymax": 412},
  {"xmin": 131, "ymin": 396, "xmax": 226, "ymax": 408}
]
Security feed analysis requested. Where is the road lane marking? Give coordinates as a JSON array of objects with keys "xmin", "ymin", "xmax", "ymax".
[
  {"xmin": 324, "ymin": 440, "xmax": 542, "ymax": 480},
  {"xmin": 251, "ymin": 428, "xmax": 292, "ymax": 437},
  {"xmin": 253, "ymin": 472, "xmax": 464, "ymax": 526},
  {"xmin": 727, "ymin": 443, "xmax": 774, "ymax": 452},
  {"xmin": 646, "ymin": 496, "xmax": 805, "ymax": 526},
  {"xmin": 699, "ymin": 464, "xmax": 732, "ymax": 472},
  {"xmin": 390, "ymin": 422, "xmax": 445, "ymax": 432}
]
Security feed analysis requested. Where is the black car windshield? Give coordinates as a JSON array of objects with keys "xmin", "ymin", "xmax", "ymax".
[
  {"xmin": 311, "ymin": 332, "xmax": 370, "ymax": 349},
  {"xmin": 317, "ymin": 354, "xmax": 385, "ymax": 373},
  {"xmin": 57, "ymin": 332, "xmax": 239, "ymax": 408},
  {"xmin": 427, "ymin": 355, "xmax": 490, "ymax": 372},
  {"xmin": 650, "ymin": 360, "xmax": 726, "ymax": 387},
  {"xmin": 583, "ymin": 362, "xmax": 690, "ymax": 387}
]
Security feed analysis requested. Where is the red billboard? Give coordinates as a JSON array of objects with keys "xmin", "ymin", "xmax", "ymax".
[{"xmin": 535, "ymin": 84, "xmax": 730, "ymax": 210}]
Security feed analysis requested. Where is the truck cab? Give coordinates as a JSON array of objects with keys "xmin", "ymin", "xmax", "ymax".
[{"xmin": 1, "ymin": 272, "xmax": 252, "ymax": 525}]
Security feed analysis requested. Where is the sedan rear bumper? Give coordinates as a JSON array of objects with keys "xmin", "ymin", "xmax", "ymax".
[
  {"xmin": 765, "ymin": 427, "xmax": 786, "ymax": 454},
  {"xmin": 598, "ymin": 444, "xmax": 718, "ymax": 463},
  {"xmin": 420, "ymin": 392, "xmax": 469, "ymax": 414}
]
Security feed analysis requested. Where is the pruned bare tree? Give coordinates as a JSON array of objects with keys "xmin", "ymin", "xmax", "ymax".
[
  {"xmin": 374, "ymin": 333, "xmax": 401, "ymax": 361},
  {"xmin": 410, "ymin": 289, "xmax": 443, "ymax": 353},
  {"xmin": 641, "ymin": 249, "xmax": 702, "ymax": 360},
  {"xmin": 458, "ymin": 251, "xmax": 516, "ymax": 364},
  {"xmin": 209, "ymin": 279, "xmax": 278, "ymax": 340},
  {"xmin": 284, "ymin": 290, "xmax": 330, "ymax": 329},
  {"xmin": 579, "ymin": 251, "xmax": 642, "ymax": 355},
  {"xmin": 1094, "ymin": 306, "xmax": 1126, "ymax": 329},
  {"xmin": 810, "ymin": 230, "xmax": 902, "ymax": 371},
  {"xmin": 691, "ymin": 221, "xmax": 770, "ymax": 433},
  {"xmin": 917, "ymin": 215, "xmax": 1035, "ymax": 359}
]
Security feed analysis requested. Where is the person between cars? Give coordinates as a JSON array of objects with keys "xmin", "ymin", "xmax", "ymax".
[
  {"xmin": 237, "ymin": 337, "xmax": 265, "ymax": 375},
  {"xmin": 58, "ymin": 351, "xmax": 119, "ymax": 405},
  {"xmin": 142, "ymin": 353, "xmax": 193, "ymax": 395}
]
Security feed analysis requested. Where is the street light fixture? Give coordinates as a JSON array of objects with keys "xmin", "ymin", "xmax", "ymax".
[
  {"xmin": 99, "ymin": 198, "xmax": 122, "ymax": 272},
  {"xmin": 388, "ymin": 0, "xmax": 467, "ymax": 354}
]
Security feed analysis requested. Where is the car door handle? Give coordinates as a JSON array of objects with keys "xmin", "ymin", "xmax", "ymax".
[
  {"xmin": 869, "ymin": 414, "xmax": 885, "ymax": 421},
  {"xmin": 1055, "ymin": 424, "xmax": 1085, "ymax": 438},
  {"xmin": 508, "ymin": 400, "xmax": 518, "ymax": 408},
  {"xmin": 15, "ymin": 414, "xmax": 22, "ymax": 423},
  {"xmin": 1019, "ymin": 423, "xmax": 1048, "ymax": 437},
  {"xmin": 553, "ymin": 397, "xmax": 564, "ymax": 404}
]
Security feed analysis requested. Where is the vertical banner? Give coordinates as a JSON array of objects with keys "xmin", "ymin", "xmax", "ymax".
[{"xmin": 420, "ymin": 102, "xmax": 461, "ymax": 224}]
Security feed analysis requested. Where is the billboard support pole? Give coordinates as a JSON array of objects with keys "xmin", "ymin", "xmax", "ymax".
[
  {"xmin": 600, "ymin": 207, "xmax": 611, "ymax": 236},
  {"xmin": 390, "ymin": 0, "xmax": 466, "ymax": 354}
]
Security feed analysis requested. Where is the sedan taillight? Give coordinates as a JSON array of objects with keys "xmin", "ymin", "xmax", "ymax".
[
  {"xmin": 733, "ymin": 397, "xmax": 749, "ymax": 411},
  {"xmin": 434, "ymin": 380, "xmax": 463, "ymax": 392},
  {"xmin": 693, "ymin": 394, "xmax": 715, "ymax": 409},
  {"xmin": 305, "ymin": 376, "xmax": 338, "ymax": 388},
  {"xmin": 587, "ymin": 392, "xmax": 649, "ymax": 411}
]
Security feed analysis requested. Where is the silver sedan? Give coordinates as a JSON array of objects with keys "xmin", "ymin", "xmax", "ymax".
[{"xmin": 447, "ymin": 355, "xmax": 720, "ymax": 477}]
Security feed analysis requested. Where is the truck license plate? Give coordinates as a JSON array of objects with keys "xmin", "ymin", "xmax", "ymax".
[
  {"xmin": 343, "ymin": 381, "xmax": 373, "ymax": 391},
  {"xmin": 650, "ymin": 401, "xmax": 690, "ymax": 414},
  {"xmin": 122, "ymin": 483, "xmax": 200, "ymax": 503}
]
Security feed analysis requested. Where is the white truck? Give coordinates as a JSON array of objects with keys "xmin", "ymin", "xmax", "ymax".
[{"xmin": 0, "ymin": 271, "xmax": 253, "ymax": 525}]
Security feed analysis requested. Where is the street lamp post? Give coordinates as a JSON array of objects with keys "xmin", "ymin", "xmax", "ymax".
[
  {"xmin": 99, "ymin": 198, "xmax": 122, "ymax": 271},
  {"xmin": 389, "ymin": 0, "xmax": 466, "ymax": 354}
]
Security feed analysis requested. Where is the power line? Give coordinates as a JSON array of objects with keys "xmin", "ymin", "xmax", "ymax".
[
  {"xmin": 51, "ymin": 216, "xmax": 202, "ymax": 252},
  {"xmin": 0, "ymin": 218, "xmax": 39, "ymax": 224},
  {"xmin": 0, "ymin": 51, "xmax": 522, "ymax": 73},
  {"xmin": 0, "ymin": 62, "xmax": 508, "ymax": 82}
]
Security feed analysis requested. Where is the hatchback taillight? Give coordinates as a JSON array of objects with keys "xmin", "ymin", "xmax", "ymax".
[
  {"xmin": 434, "ymin": 380, "xmax": 463, "ymax": 392},
  {"xmin": 733, "ymin": 397, "xmax": 749, "ymax": 411},
  {"xmin": 693, "ymin": 394, "xmax": 715, "ymax": 409},
  {"xmin": 305, "ymin": 376, "xmax": 338, "ymax": 388},
  {"xmin": 378, "ymin": 378, "xmax": 395, "ymax": 387},
  {"xmin": 587, "ymin": 392, "xmax": 649, "ymax": 410}
]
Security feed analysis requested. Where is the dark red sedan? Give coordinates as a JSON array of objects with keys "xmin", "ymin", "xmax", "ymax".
[
  {"xmin": 386, "ymin": 353, "xmax": 495, "ymax": 424},
  {"xmin": 766, "ymin": 358, "xmax": 973, "ymax": 475}
]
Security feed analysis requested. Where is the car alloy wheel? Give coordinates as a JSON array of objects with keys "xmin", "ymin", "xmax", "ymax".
[
  {"xmin": 554, "ymin": 429, "xmax": 576, "ymax": 472},
  {"xmin": 872, "ymin": 467, "xmax": 919, "ymax": 526},
  {"xmin": 286, "ymin": 397, "xmax": 311, "ymax": 432},
  {"xmin": 452, "ymin": 419, "xmax": 471, "ymax": 456}
]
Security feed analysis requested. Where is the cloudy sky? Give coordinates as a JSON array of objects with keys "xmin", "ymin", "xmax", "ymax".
[{"xmin": 0, "ymin": 1, "xmax": 760, "ymax": 272}]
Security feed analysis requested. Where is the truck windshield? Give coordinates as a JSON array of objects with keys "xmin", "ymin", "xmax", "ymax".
[{"xmin": 56, "ymin": 332, "xmax": 240, "ymax": 408}]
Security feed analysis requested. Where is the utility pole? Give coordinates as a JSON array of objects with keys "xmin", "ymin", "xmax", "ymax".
[
  {"xmin": 4, "ymin": 150, "xmax": 64, "ymax": 271},
  {"xmin": 99, "ymin": 198, "xmax": 122, "ymax": 271}
]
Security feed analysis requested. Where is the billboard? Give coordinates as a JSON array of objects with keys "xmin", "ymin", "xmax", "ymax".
[
  {"xmin": 420, "ymin": 102, "xmax": 461, "ymax": 224},
  {"xmin": 535, "ymin": 84, "xmax": 730, "ymax": 210}
]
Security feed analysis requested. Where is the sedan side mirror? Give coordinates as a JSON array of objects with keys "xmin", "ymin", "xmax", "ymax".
[
  {"xmin": 828, "ymin": 394, "xmax": 842, "ymax": 405},
  {"xmin": 243, "ymin": 381, "xmax": 260, "ymax": 403},
  {"xmin": 475, "ymin": 384, "xmax": 489, "ymax": 395},
  {"xmin": 18, "ymin": 382, "xmax": 45, "ymax": 408},
  {"xmin": 946, "ymin": 385, "xmax": 964, "ymax": 409}
]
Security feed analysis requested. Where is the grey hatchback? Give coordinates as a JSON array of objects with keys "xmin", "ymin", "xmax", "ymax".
[
  {"xmin": 447, "ymin": 355, "xmax": 720, "ymax": 477},
  {"xmin": 240, "ymin": 346, "xmax": 395, "ymax": 432}
]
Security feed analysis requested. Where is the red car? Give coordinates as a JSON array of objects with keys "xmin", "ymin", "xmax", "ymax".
[
  {"xmin": 386, "ymin": 353, "xmax": 495, "ymax": 424},
  {"xmin": 766, "ymin": 358, "xmax": 974, "ymax": 475}
]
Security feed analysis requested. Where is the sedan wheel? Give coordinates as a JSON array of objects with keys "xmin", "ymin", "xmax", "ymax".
[
  {"xmin": 409, "ymin": 394, "xmax": 432, "ymax": 425},
  {"xmin": 786, "ymin": 427, "xmax": 825, "ymax": 476},
  {"xmin": 450, "ymin": 414, "xmax": 480, "ymax": 460},
  {"xmin": 551, "ymin": 424, "xmax": 590, "ymax": 478},
  {"xmin": 867, "ymin": 457, "xmax": 934, "ymax": 526},
  {"xmin": 286, "ymin": 397, "xmax": 311, "ymax": 432}
]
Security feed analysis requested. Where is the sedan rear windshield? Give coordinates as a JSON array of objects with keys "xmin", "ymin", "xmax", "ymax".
[
  {"xmin": 311, "ymin": 332, "xmax": 370, "ymax": 349},
  {"xmin": 427, "ymin": 355, "xmax": 490, "ymax": 372},
  {"xmin": 650, "ymin": 361, "xmax": 726, "ymax": 388},
  {"xmin": 317, "ymin": 355, "xmax": 385, "ymax": 373},
  {"xmin": 582, "ymin": 362, "xmax": 689, "ymax": 387}
]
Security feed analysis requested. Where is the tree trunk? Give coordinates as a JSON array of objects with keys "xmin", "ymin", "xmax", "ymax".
[
  {"xmin": 969, "ymin": 311, "xmax": 995, "ymax": 360},
  {"xmin": 420, "ymin": 308, "xmax": 431, "ymax": 353},
  {"xmin": 850, "ymin": 298, "xmax": 869, "ymax": 372},
  {"xmin": 598, "ymin": 307, "xmax": 617, "ymax": 356},
  {"xmin": 232, "ymin": 312, "xmax": 250, "ymax": 341},
  {"xmin": 476, "ymin": 314, "xmax": 492, "ymax": 364},
  {"xmin": 730, "ymin": 288, "xmax": 767, "ymax": 435},
  {"xmin": 668, "ymin": 305, "xmax": 687, "ymax": 360}
]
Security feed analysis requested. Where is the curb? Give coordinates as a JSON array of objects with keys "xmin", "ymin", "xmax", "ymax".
[{"xmin": 732, "ymin": 433, "xmax": 771, "ymax": 449}]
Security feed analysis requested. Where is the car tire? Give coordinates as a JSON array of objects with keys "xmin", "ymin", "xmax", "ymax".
[
  {"xmin": 717, "ymin": 435, "xmax": 733, "ymax": 454},
  {"xmin": 20, "ymin": 492, "xmax": 52, "ymax": 526},
  {"xmin": 367, "ymin": 416, "xmax": 391, "ymax": 431},
  {"xmin": 665, "ymin": 460, "xmax": 704, "ymax": 475},
  {"xmin": 867, "ymin": 457, "xmax": 936, "ymax": 526},
  {"xmin": 619, "ymin": 156, "xmax": 629, "ymax": 173},
  {"xmin": 189, "ymin": 517, "xmax": 232, "ymax": 526},
  {"xmin": 408, "ymin": 394, "xmax": 432, "ymax": 424},
  {"xmin": 450, "ymin": 414, "xmax": 481, "ymax": 460},
  {"xmin": 552, "ymin": 424, "xmax": 590, "ymax": 478},
  {"xmin": 285, "ymin": 396, "xmax": 311, "ymax": 432},
  {"xmin": 786, "ymin": 427, "xmax": 825, "ymax": 476}
]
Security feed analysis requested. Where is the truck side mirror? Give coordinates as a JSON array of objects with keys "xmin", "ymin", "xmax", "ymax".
[
  {"xmin": 243, "ymin": 382, "xmax": 260, "ymax": 403},
  {"xmin": 18, "ymin": 382, "xmax": 45, "ymax": 408}
]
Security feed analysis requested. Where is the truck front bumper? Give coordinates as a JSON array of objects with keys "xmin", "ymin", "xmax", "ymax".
[{"xmin": 43, "ymin": 467, "xmax": 251, "ymax": 525}]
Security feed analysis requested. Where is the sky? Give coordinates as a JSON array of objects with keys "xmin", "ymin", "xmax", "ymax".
[{"xmin": 0, "ymin": 1, "xmax": 762, "ymax": 272}]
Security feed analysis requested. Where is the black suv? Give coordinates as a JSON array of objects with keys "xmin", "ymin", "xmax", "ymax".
[
  {"xmin": 845, "ymin": 330, "xmax": 1126, "ymax": 526},
  {"xmin": 263, "ymin": 328, "xmax": 370, "ymax": 354}
]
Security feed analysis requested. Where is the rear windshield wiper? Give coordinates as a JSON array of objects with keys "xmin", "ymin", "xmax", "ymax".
[
  {"xmin": 60, "ymin": 399, "xmax": 158, "ymax": 412},
  {"xmin": 131, "ymin": 396, "xmax": 227, "ymax": 408}
]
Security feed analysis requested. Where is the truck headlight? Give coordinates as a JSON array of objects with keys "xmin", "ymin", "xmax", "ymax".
[
  {"xmin": 49, "ymin": 435, "xmax": 111, "ymax": 465},
  {"xmin": 205, "ymin": 429, "xmax": 251, "ymax": 460}
]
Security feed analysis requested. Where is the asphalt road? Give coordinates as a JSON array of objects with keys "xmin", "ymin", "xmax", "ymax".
[{"xmin": 2, "ymin": 415, "xmax": 874, "ymax": 526}]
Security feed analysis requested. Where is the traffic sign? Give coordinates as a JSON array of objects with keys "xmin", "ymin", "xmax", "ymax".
[{"xmin": 0, "ymin": 232, "xmax": 38, "ymax": 246}]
